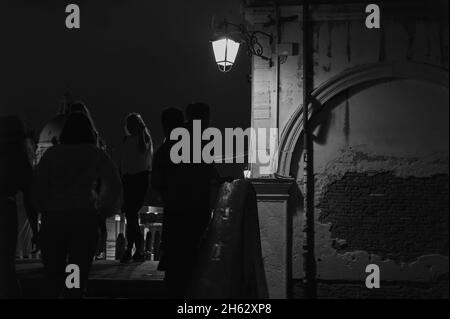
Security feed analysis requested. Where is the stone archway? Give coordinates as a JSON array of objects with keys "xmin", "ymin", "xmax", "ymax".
[{"xmin": 277, "ymin": 61, "xmax": 449, "ymax": 177}]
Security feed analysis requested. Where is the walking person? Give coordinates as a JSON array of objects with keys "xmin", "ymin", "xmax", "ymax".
[
  {"xmin": 0, "ymin": 116, "xmax": 38, "ymax": 298},
  {"xmin": 151, "ymin": 107, "xmax": 184, "ymax": 273},
  {"xmin": 152, "ymin": 104, "xmax": 223, "ymax": 298},
  {"xmin": 120, "ymin": 113, "xmax": 153, "ymax": 263},
  {"xmin": 70, "ymin": 101, "xmax": 108, "ymax": 260},
  {"xmin": 32, "ymin": 112, "xmax": 122, "ymax": 298}
]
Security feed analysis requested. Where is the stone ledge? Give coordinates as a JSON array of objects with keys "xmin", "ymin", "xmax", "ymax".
[{"xmin": 249, "ymin": 177, "xmax": 295, "ymax": 199}]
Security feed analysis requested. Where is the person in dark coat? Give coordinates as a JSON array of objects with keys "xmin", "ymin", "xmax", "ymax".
[
  {"xmin": 152, "ymin": 104, "xmax": 222, "ymax": 298},
  {"xmin": 33, "ymin": 112, "xmax": 122, "ymax": 298},
  {"xmin": 0, "ymin": 116, "xmax": 38, "ymax": 298}
]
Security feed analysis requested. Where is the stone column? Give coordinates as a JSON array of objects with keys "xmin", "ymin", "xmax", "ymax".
[{"xmin": 250, "ymin": 177, "xmax": 295, "ymax": 299}]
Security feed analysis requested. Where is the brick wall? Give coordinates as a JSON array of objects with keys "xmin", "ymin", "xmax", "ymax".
[
  {"xmin": 292, "ymin": 169, "xmax": 450, "ymax": 299},
  {"xmin": 318, "ymin": 172, "xmax": 449, "ymax": 262}
]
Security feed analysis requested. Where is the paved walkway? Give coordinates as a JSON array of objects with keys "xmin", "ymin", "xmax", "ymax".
[{"xmin": 16, "ymin": 259, "xmax": 166, "ymax": 298}]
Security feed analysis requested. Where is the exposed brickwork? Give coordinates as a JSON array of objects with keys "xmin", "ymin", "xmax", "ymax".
[
  {"xmin": 293, "ymin": 275, "xmax": 449, "ymax": 299},
  {"xmin": 318, "ymin": 172, "xmax": 449, "ymax": 262}
]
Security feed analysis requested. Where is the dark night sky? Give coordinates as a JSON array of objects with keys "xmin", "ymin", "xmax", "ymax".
[{"xmin": 2, "ymin": 0, "xmax": 251, "ymax": 163}]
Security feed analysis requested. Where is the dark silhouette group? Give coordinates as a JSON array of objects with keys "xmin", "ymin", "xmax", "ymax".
[{"xmin": 0, "ymin": 100, "xmax": 228, "ymax": 299}]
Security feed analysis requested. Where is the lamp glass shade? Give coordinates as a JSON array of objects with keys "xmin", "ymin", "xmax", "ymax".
[{"xmin": 212, "ymin": 38, "xmax": 240, "ymax": 72}]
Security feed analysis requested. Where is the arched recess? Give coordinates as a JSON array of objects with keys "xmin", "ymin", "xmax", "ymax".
[{"xmin": 277, "ymin": 61, "xmax": 449, "ymax": 177}]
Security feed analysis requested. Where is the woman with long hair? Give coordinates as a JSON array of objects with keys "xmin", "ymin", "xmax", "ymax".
[
  {"xmin": 70, "ymin": 101, "xmax": 106, "ymax": 149},
  {"xmin": 32, "ymin": 112, "xmax": 122, "ymax": 298},
  {"xmin": 120, "ymin": 113, "xmax": 153, "ymax": 263},
  {"xmin": 0, "ymin": 116, "xmax": 38, "ymax": 298}
]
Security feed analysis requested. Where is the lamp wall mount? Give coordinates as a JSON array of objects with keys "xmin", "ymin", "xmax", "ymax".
[{"xmin": 213, "ymin": 18, "xmax": 274, "ymax": 67}]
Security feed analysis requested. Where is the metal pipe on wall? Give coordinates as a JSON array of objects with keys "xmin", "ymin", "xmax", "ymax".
[{"xmin": 301, "ymin": 0, "xmax": 317, "ymax": 299}]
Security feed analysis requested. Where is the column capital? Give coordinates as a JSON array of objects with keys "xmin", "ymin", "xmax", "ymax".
[{"xmin": 249, "ymin": 176, "xmax": 295, "ymax": 199}]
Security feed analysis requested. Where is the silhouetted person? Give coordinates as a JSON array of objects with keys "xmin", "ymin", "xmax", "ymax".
[
  {"xmin": 145, "ymin": 231, "xmax": 152, "ymax": 259},
  {"xmin": 151, "ymin": 107, "xmax": 184, "ymax": 269},
  {"xmin": 70, "ymin": 101, "xmax": 107, "ymax": 150},
  {"xmin": 16, "ymin": 131, "xmax": 39, "ymax": 259},
  {"xmin": 32, "ymin": 112, "xmax": 122, "ymax": 298},
  {"xmin": 120, "ymin": 113, "xmax": 153, "ymax": 263},
  {"xmin": 0, "ymin": 116, "xmax": 38, "ymax": 298},
  {"xmin": 153, "ymin": 231, "xmax": 161, "ymax": 261},
  {"xmin": 70, "ymin": 102, "xmax": 108, "ymax": 260},
  {"xmin": 95, "ymin": 217, "xmax": 107, "ymax": 260},
  {"xmin": 184, "ymin": 102, "xmax": 221, "ymax": 228},
  {"xmin": 152, "ymin": 104, "xmax": 221, "ymax": 298},
  {"xmin": 115, "ymin": 233, "xmax": 126, "ymax": 261}
]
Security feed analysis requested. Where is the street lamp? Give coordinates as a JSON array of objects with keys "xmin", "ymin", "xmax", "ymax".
[
  {"xmin": 211, "ymin": 38, "xmax": 241, "ymax": 72},
  {"xmin": 211, "ymin": 18, "xmax": 273, "ymax": 72}
]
